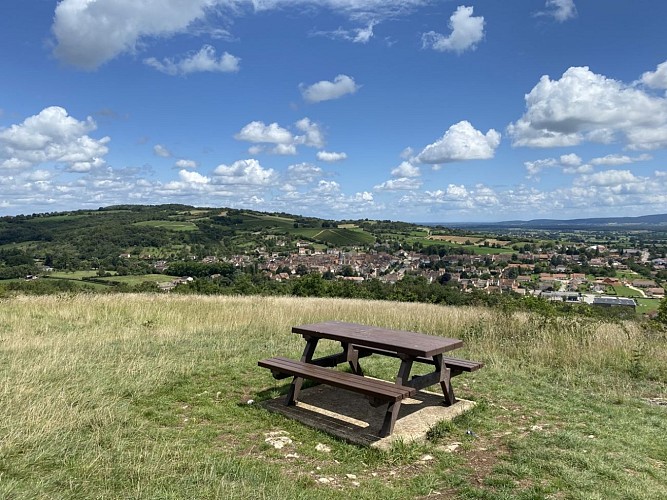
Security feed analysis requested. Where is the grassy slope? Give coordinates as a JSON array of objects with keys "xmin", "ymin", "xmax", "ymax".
[
  {"xmin": 0, "ymin": 295, "xmax": 665, "ymax": 499},
  {"xmin": 133, "ymin": 220, "xmax": 198, "ymax": 231},
  {"xmin": 293, "ymin": 228, "xmax": 375, "ymax": 246}
]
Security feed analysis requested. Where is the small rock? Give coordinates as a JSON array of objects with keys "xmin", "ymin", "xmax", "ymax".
[
  {"xmin": 443, "ymin": 442, "xmax": 461, "ymax": 453},
  {"xmin": 530, "ymin": 425, "xmax": 543, "ymax": 431},
  {"xmin": 285, "ymin": 453, "xmax": 300, "ymax": 459},
  {"xmin": 345, "ymin": 474, "xmax": 357, "ymax": 479},
  {"xmin": 420, "ymin": 454, "xmax": 434, "ymax": 462},
  {"xmin": 317, "ymin": 477, "xmax": 331, "ymax": 484},
  {"xmin": 315, "ymin": 443, "xmax": 331, "ymax": 453},
  {"xmin": 371, "ymin": 472, "xmax": 378, "ymax": 477},
  {"xmin": 587, "ymin": 435, "xmax": 595, "ymax": 439},
  {"xmin": 352, "ymin": 481, "xmax": 360, "ymax": 487},
  {"xmin": 264, "ymin": 436, "xmax": 292, "ymax": 449},
  {"xmin": 246, "ymin": 399, "xmax": 254, "ymax": 405}
]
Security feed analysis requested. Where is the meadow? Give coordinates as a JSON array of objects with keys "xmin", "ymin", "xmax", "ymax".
[{"xmin": 0, "ymin": 294, "xmax": 665, "ymax": 499}]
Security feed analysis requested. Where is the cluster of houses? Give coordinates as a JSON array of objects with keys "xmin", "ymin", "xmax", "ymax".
[{"xmin": 153, "ymin": 241, "xmax": 666, "ymax": 311}]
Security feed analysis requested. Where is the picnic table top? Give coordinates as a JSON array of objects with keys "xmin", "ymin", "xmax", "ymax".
[{"xmin": 292, "ymin": 320, "xmax": 463, "ymax": 358}]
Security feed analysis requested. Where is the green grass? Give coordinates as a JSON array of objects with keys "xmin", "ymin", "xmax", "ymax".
[
  {"xmin": 637, "ymin": 298, "xmax": 661, "ymax": 315},
  {"xmin": 50, "ymin": 270, "xmax": 107, "ymax": 279},
  {"xmin": 614, "ymin": 270, "xmax": 641, "ymax": 279},
  {"xmin": 293, "ymin": 228, "xmax": 375, "ymax": 246},
  {"xmin": 28, "ymin": 214, "xmax": 91, "ymax": 222},
  {"xmin": 41, "ymin": 276, "xmax": 112, "ymax": 290},
  {"xmin": 240, "ymin": 213, "xmax": 296, "ymax": 229},
  {"xmin": 134, "ymin": 220, "xmax": 199, "ymax": 231},
  {"xmin": 613, "ymin": 285, "xmax": 644, "ymax": 297},
  {"xmin": 96, "ymin": 274, "xmax": 171, "ymax": 285},
  {"xmin": 0, "ymin": 295, "xmax": 665, "ymax": 499}
]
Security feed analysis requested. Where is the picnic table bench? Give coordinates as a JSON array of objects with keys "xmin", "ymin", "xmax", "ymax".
[{"xmin": 259, "ymin": 321, "xmax": 483, "ymax": 437}]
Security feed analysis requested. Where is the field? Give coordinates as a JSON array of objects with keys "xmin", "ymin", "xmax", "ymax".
[
  {"xmin": 96, "ymin": 274, "xmax": 173, "ymax": 285},
  {"xmin": 612, "ymin": 285, "xmax": 644, "ymax": 297},
  {"xmin": 50, "ymin": 270, "xmax": 106, "ymax": 279},
  {"xmin": 133, "ymin": 220, "xmax": 199, "ymax": 231},
  {"xmin": 429, "ymin": 235, "xmax": 484, "ymax": 244},
  {"xmin": 294, "ymin": 228, "xmax": 376, "ymax": 246},
  {"xmin": 428, "ymin": 235, "xmax": 511, "ymax": 248},
  {"xmin": 1, "ymin": 295, "xmax": 666, "ymax": 499},
  {"xmin": 637, "ymin": 298, "xmax": 662, "ymax": 315}
]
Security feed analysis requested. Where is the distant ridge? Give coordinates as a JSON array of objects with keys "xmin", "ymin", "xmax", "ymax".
[{"xmin": 435, "ymin": 213, "xmax": 667, "ymax": 230}]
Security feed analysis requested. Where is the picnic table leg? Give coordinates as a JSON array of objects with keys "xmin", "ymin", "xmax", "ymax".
[
  {"xmin": 395, "ymin": 356, "xmax": 414, "ymax": 386},
  {"xmin": 342, "ymin": 342, "xmax": 363, "ymax": 376},
  {"xmin": 376, "ymin": 356, "xmax": 416, "ymax": 437},
  {"xmin": 379, "ymin": 400, "xmax": 401, "ymax": 437},
  {"xmin": 286, "ymin": 336, "xmax": 319, "ymax": 405},
  {"xmin": 433, "ymin": 354, "xmax": 455, "ymax": 406}
]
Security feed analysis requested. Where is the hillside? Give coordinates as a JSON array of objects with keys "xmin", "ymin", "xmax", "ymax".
[
  {"xmin": 449, "ymin": 213, "xmax": 667, "ymax": 231},
  {"xmin": 1, "ymin": 294, "xmax": 665, "ymax": 498}
]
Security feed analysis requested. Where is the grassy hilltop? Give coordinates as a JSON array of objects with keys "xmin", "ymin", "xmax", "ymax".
[{"xmin": 1, "ymin": 294, "xmax": 666, "ymax": 499}]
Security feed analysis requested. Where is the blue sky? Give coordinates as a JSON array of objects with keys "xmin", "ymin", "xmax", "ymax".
[{"xmin": 2, "ymin": 0, "xmax": 667, "ymax": 222}]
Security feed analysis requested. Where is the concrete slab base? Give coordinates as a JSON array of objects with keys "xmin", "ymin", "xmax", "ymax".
[{"xmin": 262, "ymin": 383, "xmax": 475, "ymax": 450}]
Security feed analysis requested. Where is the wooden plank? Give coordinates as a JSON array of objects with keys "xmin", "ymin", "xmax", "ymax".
[
  {"xmin": 258, "ymin": 357, "xmax": 416, "ymax": 401},
  {"xmin": 442, "ymin": 356, "xmax": 484, "ymax": 372},
  {"xmin": 353, "ymin": 346, "xmax": 483, "ymax": 373},
  {"xmin": 260, "ymin": 358, "xmax": 409, "ymax": 400},
  {"xmin": 293, "ymin": 321, "xmax": 463, "ymax": 358},
  {"xmin": 354, "ymin": 345, "xmax": 436, "ymax": 365}
]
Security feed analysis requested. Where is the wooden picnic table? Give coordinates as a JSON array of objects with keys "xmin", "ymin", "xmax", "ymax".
[{"xmin": 259, "ymin": 321, "xmax": 482, "ymax": 437}]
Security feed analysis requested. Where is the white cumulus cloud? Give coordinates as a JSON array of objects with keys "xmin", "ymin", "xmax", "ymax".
[
  {"xmin": 539, "ymin": 0, "xmax": 577, "ymax": 22},
  {"xmin": 300, "ymin": 75, "xmax": 359, "ymax": 103},
  {"xmin": 213, "ymin": 158, "xmax": 277, "ymax": 186},
  {"xmin": 391, "ymin": 161, "xmax": 420, "ymax": 178},
  {"xmin": 317, "ymin": 151, "xmax": 347, "ymax": 162},
  {"xmin": 51, "ymin": 1, "xmax": 434, "ymax": 69},
  {"xmin": 590, "ymin": 154, "xmax": 651, "ymax": 166},
  {"xmin": 234, "ymin": 121, "xmax": 293, "ymax": 144},
  {"xmin": 524, "ymin": 153, "xmax": 591, "ymax": 178},
  {"xmin": 417, "ymin": 121, "xmax": 501, "ymax": 164},
  {"xmin": 179, "ymin": 169, "xmax": 210, "ymax": 184},
  {"xmin": 0, "ymin": 106, "xmax": 110, "ymax": 172},
  {"xmin": 641, "ymin": 60, "xmax": 667, "ymax": 91},
  {"xmin": 144, "ymin": 45, "xmax": 240, "ymax": 75},
  {"xmin": 374, "ymin": 177, "xmax": 422, "ymax": 191},
  {"xmin": 52, "ymin": 0, "xmax": 215, "ymax": 69},
  {"xmin": 175, "ymin": 159, "xmax": 198, "ymax": 169},
  {"xmin": 422, "ymin": 5, "xmax": 485, "ymax": 54},
  {"xmin": 575, "ymin": 169, "xmax": 642, "ymax": 187},
  {"xmin": 508, "ymin": 66, "xmax": 667, "ymax": 150},
  {"xmin": 287, "ymin": 163, "xmax": 323, "ymax": 185},
  {"xmin": 295, "ymin": 118, "xmax": 325, "ymax": 148},
  {"xmin": 235, "ymin": 118, "xmax": 325, "ymax": 154}
]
